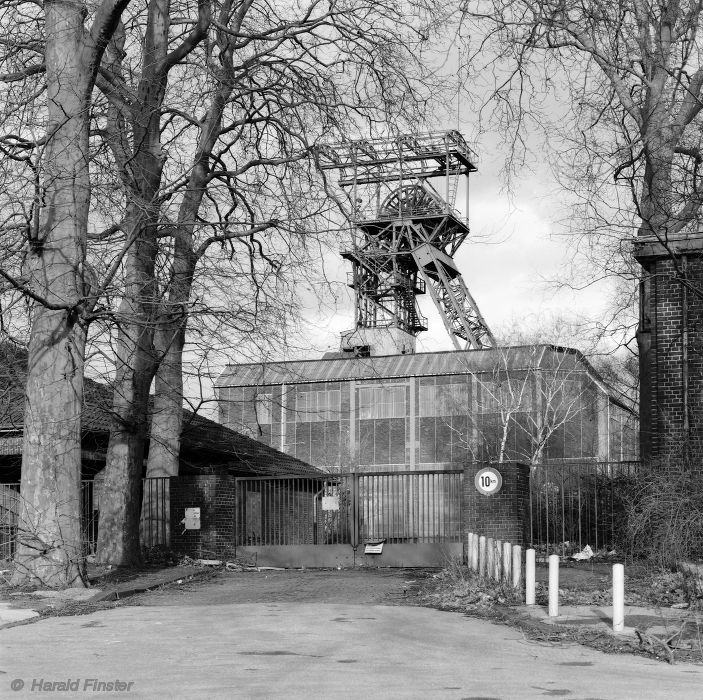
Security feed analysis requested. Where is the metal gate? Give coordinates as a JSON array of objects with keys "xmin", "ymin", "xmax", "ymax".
[{"xmin": 234, "ymin": 470, "xmax": 463, "ymax": 567}]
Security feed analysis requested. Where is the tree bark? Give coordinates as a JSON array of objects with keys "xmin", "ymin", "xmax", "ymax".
[{"xmin": 11, "ymin": 1, "xmax": 122, "ymax": 587}]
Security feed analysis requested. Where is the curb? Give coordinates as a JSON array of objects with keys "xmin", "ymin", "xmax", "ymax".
[{"xmin": 88, "ymin": 567, "xmax": 210, "ymax": 603}]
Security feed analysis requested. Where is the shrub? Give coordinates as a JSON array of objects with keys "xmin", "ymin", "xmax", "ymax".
[{"xmin": 616, "ymin": 463, "xmax": 703, "ymax": 568}]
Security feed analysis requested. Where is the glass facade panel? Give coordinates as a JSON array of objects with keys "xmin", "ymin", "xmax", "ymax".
[
  {"xmin": 358, "ymin": 385, "xmax": 405, "ymax": 419},
  {"xmin": 356, "ymin": 383, "xmax": 407, "ymax": 466},
  {"xmin": 419, "ymin": 383, "xmax": 468, "ymax": 416},
  {"xmin": 296, "ymin": 388, "xmax": 341, "ymax": 422}
]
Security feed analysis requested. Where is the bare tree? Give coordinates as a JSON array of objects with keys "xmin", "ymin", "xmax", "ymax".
[
  {"xmin": 0, "ymin": 1, "xmax": 131, "ymax": 586},
  {"xmin": 469, "ymin": 345, "xmax": 600, "ymax": 465}
]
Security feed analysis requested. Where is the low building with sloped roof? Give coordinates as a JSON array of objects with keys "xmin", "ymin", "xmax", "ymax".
[{"xmin": 0, "ymin": 343, "xmax": 319, "ymax": 482}]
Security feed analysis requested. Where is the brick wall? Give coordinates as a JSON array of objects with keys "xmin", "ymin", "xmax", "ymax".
[
  {"xmin": 463, "ymin": 462, "xmax": 530, "ymax": 546},
  {"xmin": 170, "ymin": 475, "xmax": 236, "ymax": 558},
  {"xmin": 638, "ymin": 252, "xmax": 703, "ymax": 465}
]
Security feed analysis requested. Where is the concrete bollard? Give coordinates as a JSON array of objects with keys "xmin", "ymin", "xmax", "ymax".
[
  {"xmin": 470, "ymin": 533, "xmax": 479, "ymax": 572},
  {"xmin": 512, "ymin": 545, "xmax": 522, "ymax": 589},
  {"xmin": 478, "ymin": 536, "xmax": 487, "ymax": 577},
  {"xmin": 502, "ymin": 542, "xmax": 512, "ymax": 583},
  {"xmin": 548, "ymin": 554, "xmax": 559, "ymax": 617},
  {"xmin": 613, "ymin": 563, "xmax": 625, "ymax": 633},
  {"xmin": 494, "ymin": 540, "xmax": 502, "ymax": 581},
  {"xmin": 486, "ymin": 538, "xmax": 494, "ymax": 580},
  {"xmin": 467, "ymin": 532, "xmax": 474, "ymax": 569},
  {"xmin": 525, "ymin": 548, "xmax": 535, "ymax": 604}
]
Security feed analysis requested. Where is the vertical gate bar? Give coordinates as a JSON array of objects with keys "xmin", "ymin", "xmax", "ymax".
[
  {"xmin": 384, "ymin": 474, "xmax": 388, "ymax": 540},
  {"xmin": 545, "ymin": 464, "xmax": 550, "ymax": 554},
  {"xmin": 389, "ymin": 475, "xmax": 393, "ymax": 542},
  {"xmin": 360, "ymin": 474, "xmax": 365, "ymax": 545},
  {"xmin": 410, "ymin": 474, "xmax": 414, "ymax": 542},
  {"xmin": 427, "ymin": 472, "xmax": 431, "ymax": 543},
  {"xmin": 436, "ymin": 472, "xmax": 439, "ymax": 543},
  {"xmin": 420, "ymin": 473, "xmax": 424, "ymax": 543},
  {"xmin": 368, "ymin": 474, "xmax": 372, "ymax": 542},
  {"xmin": 285, "ymin": 477, "xmax": 289, "ymax": 546},
  {"xmin": 560, "ymin": 467, "xmax": 565, "ymax": 558},
  {"xmin": 594, "ymin": 464, "xmax": 599, "ymax": 551},
  {"xmin": 376, "ymin": 475, "xmax": 379, "ymax": 541},
  {"xmin": 610, "ymin": 465, "xmax": 615, "ymax": 549},
  {"xmin": 386, "ymin": 474, "xmax": 390, "ymax": 540},
  {"xmin": 382, "ymin": 475, "xmax": 386, "ymax": 540},
  {"xmin": 391, "ymin": 474, "xmax": 395, "ymax": 541},
  {"xmin": 264, "ymin": 480, "xmax": 268, "ymax": 546},
  {"xmin": 420, "ymin": 474, "xmax": 424, "ymax": 543},
  {"xmin": 578, "ymin": 469, "xmax": 582, "ymax": 551},
  {"xmin": 436, "ymin": 473, "xmax": 440, "ymax": 543},
  {"xmin": 352, "ymin": 473, "xmax": 358, "ymax": 549},
  {"xmin": 391, "ymin": 474, "xmax": 398, "ymax": 541},
  {"xmin": 432, "ymin": 472, "xmax": 436, "ymax": 543},
  {"xmin": 424, "ymin": 472, "xmax": 428, "ymax": 543},
  {"xmin": 529, "ymin": 468, "xmax": 534, "ymax": 548},
  {"xmin": 434, "ymin": 472, "xmax": 439, "ymax": 543}
]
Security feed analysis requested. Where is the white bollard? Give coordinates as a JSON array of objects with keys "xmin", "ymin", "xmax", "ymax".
[
  {"xmin": 503, "ymin": 542, "xmax": 512, "ymax": 583},
  {"xmin": 486, "ymin": 538, "xmax": 494, "ymax": 580},
  {"xmin": 512, "ymin": 545, "xmax": 522, "ymax": 589},
  {"xmin": 548, "ymin": 554, "xmax": 559, "ymax": 617},
  {"xmin": 470, "ymin": 533, "xmax": 479, "ymax": 572},
  {"xmin": 478, "ymin": 536, "xmax": 487, "ymax": 577},
  {"xmin": 494, "ymin": 540, "xmax": 502, "ymax": 581},
  {"xmin": 467, "ymin": 532, "xmax": 474, "ymax": 569},
  {"xmin": 612, "ymin": 563, "xmax": 625, "ymax": 633},
  {"xmin": 525, "ymin": 548, "xmax": 536, "ymax": 604}
]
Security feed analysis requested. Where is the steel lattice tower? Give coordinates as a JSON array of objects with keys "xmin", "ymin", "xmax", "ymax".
[{"xmin": 319, "ymin": 131, "xmax": 495, "ymax": 354}]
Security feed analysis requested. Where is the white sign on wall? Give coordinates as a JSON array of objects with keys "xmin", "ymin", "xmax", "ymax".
[
  {"xmin": 474, "ymin": 468, "xmax": 503, "ymax": 496},
  {"xmin": 322, "ymin": 496, "xmax": 340, "ymax": 511}
]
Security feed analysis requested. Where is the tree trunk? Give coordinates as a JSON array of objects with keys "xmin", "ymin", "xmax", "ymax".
[
  {"xmin": 11, "ymin": 4, "xmax": 93, "ymax": 587},
  {"xmin": 97, "ymin": 0, "xmax": 171, "ymax": 565},
  {"xmin": 97, "ymin": 228, "xmax": 158, "ymax": 566},
  {"xmin": 141, "ymin": 321, "xmax": 186, "ymax": 547},
  {"xmin": 142, "ymin": 51, "xmax": 232, "ymax": 543}
]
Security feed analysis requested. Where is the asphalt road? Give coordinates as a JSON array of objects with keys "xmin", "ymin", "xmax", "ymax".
[{"xmin": 2, "ymin": 585, "xmax": 703, "ymax": 699}]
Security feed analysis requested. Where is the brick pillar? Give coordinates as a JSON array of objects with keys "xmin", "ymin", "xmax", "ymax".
[
  {"xmin": 463, "ymin": 462, "xmax": 530, "ymax": 546},
  {"xmin": 635, "ymin": 237, "xmax": 703, "ymax": 466},
  {"xmin": 170, "ymin": 474, "xmax": 236, "ymax": 558}
]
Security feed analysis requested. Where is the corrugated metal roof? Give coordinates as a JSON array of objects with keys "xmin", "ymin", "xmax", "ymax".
[
  {"xmin": 216, "ymin": 344, "xmax": 637, "ymax": 415},
  {"xmin": 216, "ymin": 345, "xmax": 585, "ymax": 387}
]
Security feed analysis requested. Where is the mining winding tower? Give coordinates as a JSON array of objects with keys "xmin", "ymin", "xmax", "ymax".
[{"xmin": 319, "ymin": 130, "xmax": 496, "ymax": 356}]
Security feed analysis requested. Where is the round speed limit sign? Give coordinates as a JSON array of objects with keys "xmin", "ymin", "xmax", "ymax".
[{"xmin": 475, "ymin": 467, "xmax": 502, "ymax": 495}]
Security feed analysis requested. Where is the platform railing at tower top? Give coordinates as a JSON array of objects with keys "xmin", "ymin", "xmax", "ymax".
[{"xmin": 528, "ymin": 460, "xmax": 641, "ymax": 558}]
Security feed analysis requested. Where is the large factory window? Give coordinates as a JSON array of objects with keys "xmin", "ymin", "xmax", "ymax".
[
  {"xmin": 358, "ymin": 384, "xmax": 407, "ymax": 465},
  {"xmin": 418, "ymin": 379, "xmax": 470, "ymax": 464},
  {"xmin": 292, "ymin": 386, "xmax": 342, "ymax": 467}
]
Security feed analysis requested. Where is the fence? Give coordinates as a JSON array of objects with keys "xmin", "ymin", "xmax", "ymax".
[
  {"xmin": 234, "ymin": 470, "xmax": 464, "ymax": 548},
  {"xmin": 0, "ymin": 477, "xmax": 171, "ymax": 561},
  {"xmin": 0, "ymin": 483, "xmax": 20, "ymax": 562},
  {"xmin": 529, "ymin": 460, "xmax": 640, "ymax": 556}
]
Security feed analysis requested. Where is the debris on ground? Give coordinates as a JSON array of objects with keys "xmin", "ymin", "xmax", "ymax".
[{"xmin": 570, "ymin": 545, "xmax": 594, "ymax": 561}]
